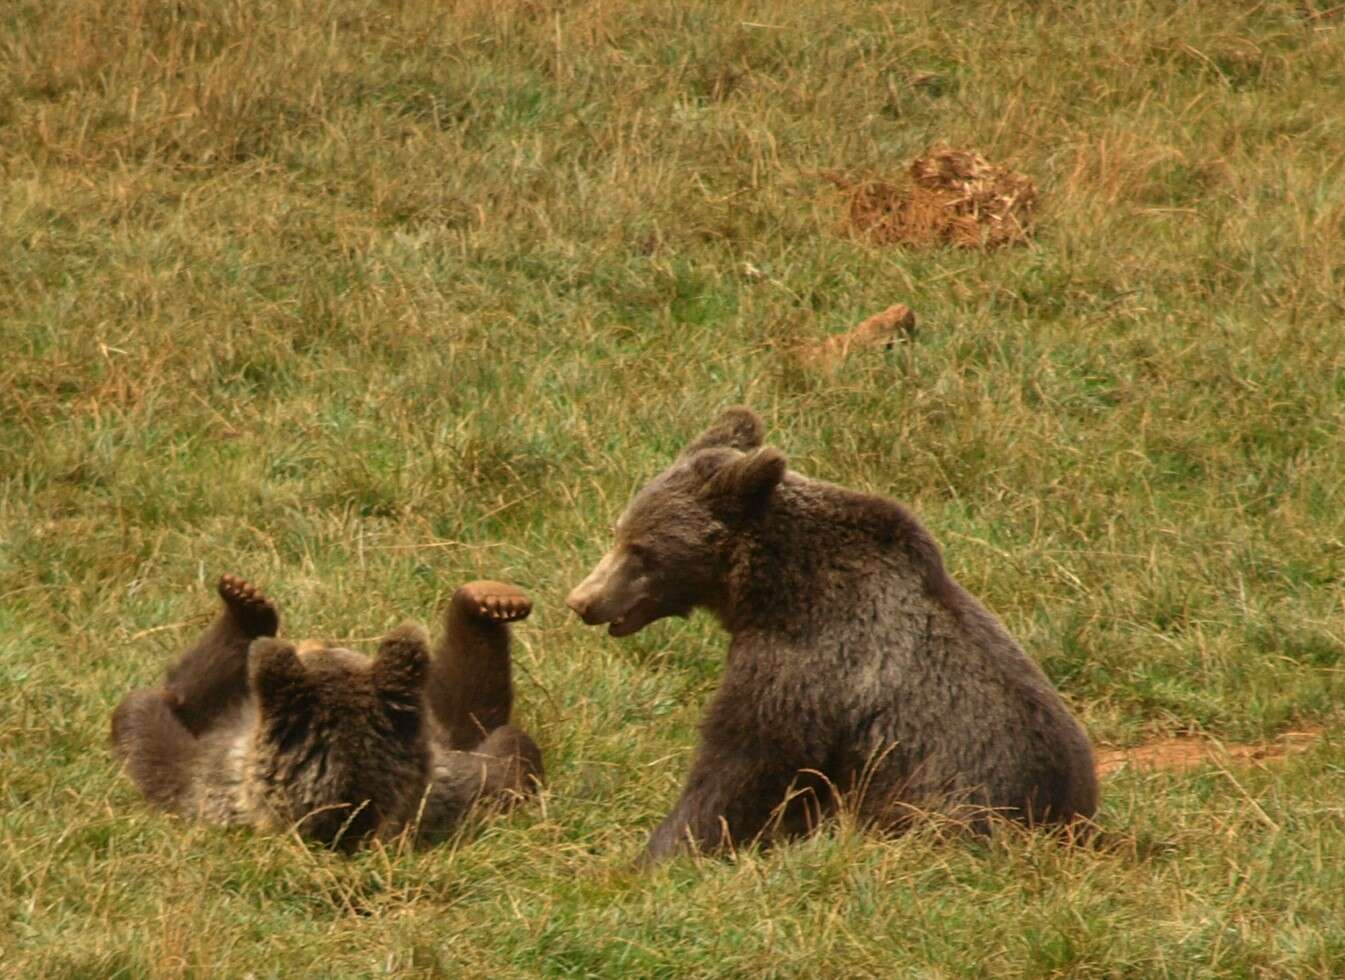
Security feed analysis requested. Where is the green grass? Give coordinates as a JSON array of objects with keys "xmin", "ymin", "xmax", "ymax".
[{"xmin": 4, "ymin": 0, "xmax": 1345, "ymax": 974}]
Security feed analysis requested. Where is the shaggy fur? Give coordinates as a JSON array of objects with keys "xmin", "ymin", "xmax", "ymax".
[
  {"xmin": 111, "ymin": 577, "xmax": 541, "ymax": 850},
  {"xmin": 568, "ymin": 407, "xmax": 1098, "ymax": 861}
]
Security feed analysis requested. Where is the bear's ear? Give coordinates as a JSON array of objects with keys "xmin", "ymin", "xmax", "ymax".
[
  {"xmin": 372, "ymin": 624, "xmax": 429, "ymax": 698},
  {"xmin": 700, "ymin": 447, "xmax": 787, "ymax": 514},
  {"xmin": 372, "ymin": 624, "xmax": 428, "ymax": 735},
  {"xmin": 248, "ymin": 638, "xmax": 313, "ymax": 717},
  {"xmin": 680, "ymin": 406, "xmax": 765, "ymax": 457}
]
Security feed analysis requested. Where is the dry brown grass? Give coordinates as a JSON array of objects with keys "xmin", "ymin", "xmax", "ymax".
[{"xmin": 831, "ymin": 144, "xmax": 1038, "ymax": 249}]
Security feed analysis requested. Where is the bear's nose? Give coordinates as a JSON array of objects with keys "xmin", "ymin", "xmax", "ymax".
[{"xmin": 564, "ymin": 589, "xmax": 590, "ymax": 619}]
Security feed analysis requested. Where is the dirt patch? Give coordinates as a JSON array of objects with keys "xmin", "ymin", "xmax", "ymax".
[
  {"xmin": 830, "ymin": 144, "xmax": 1038, "ymax": 249},
  {"xmin": 796, "ymin": 303, "xmax": 916, "ymax": 374},
  {"xmin": 1096, "ymin": 728, "xmax": 1323, "ymax": 777}
]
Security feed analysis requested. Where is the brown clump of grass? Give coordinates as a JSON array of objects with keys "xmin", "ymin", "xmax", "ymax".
[
  {"xmin": 796, "ymin": 303, "xmax": 917, "ymax": 374},
  {"xmin": 831, "ymin": 143, "xmax": 1038, "ymax": 249}
]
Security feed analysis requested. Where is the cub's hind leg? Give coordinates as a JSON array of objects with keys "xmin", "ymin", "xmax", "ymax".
[
  {"xmin": 426, "ymin": 581, "xmax": 531, "ymax": 750},
  {"xmin": 110, "ymin": 688, "xmax": 199, "ymax": 813},
  {"xmin": 410, "ymin": 723, "xmax": 544, "ymax": 843},
  {"xmin": 165, "ymin": 574, "xmax": 279, "ymax": 735},
  {"xmin": 473, "ymin": 723, "xmax": 544, "ymax": 797}
]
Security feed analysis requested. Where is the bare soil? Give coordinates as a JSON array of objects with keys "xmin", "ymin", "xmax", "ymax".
[
  {"xmin": 796, "ymin": 303, "xmax": 916, "ymax": 373},
  {"xmin": 1096, "ymin": 728, "xmax": 1323, "ymax": 777}
]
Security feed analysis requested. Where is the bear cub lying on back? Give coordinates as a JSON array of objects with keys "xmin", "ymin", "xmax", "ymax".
[
  {"xmin": 567, "ymin": 407, "xmax": 1097, "ymax": 861},
  {"xmin": 112, "ymin": 575, "xmax": 541, "ymax": 850}
]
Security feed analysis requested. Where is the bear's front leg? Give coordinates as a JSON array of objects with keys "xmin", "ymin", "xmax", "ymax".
[
  {"xmin": 644, "ymin": 742, "xmax": 829, "ymax": 863},
  {"xmin": 165, "ymin": 575, "xmax": 279, "ymax": 735}
]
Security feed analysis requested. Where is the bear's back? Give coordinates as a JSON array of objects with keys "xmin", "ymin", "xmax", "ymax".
[{"xmin": 730, "ymin": 473, "xmax": 1098, "ymax": 824}]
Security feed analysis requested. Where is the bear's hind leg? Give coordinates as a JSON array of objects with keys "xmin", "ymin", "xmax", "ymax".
[
  {"xmin": 404, "ymin": 723, "xmax": 543, "ymax": 844},
  {"xmin": 165, "ymin": 574, "xmax": 279, "ymax": 735},
  {"xmin": 426, "ymin": 581, "xmax": 531, "ymax": 750},
  {"xmin": 111, "ymin": 688, "xmax": 199, "ymax": 812},
  {"xmin": 473, "ymin": 723, "xmax": 544, "ymax": 796}
]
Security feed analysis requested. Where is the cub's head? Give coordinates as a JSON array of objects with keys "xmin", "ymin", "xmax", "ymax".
[
  {"xmin": 566, "ymin": 406, "xmax": 786, "ymax": 636},
  {"xmin": 246, "ymin": 625, "xmax": 431, "ymax": 849}
]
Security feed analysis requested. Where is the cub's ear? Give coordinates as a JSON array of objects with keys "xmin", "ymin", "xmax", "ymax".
[
  {"xmin": 373, "ymin": 624, "xmax": 429, "ymax": 735},
  {"xmin": 372, "ymin": 624, "xmax": 430, "ymax": 698},
  {"xmin": 681, "ymin": 406, "xmax": 765, "ymax": 457},
  {"xmin": 248, "ymin": 638, "xmax": 312, "ymax": 716},
  {"xmin": 700, "ymin": 447, "xmax": 787, "ymax": 514}
]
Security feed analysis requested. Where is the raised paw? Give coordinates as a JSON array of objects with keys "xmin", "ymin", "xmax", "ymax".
[
  {"xmin": 454, "ymin": 581, "xmax": 532, "ymax": 624},
  {"xmin": 217, "ymin": 574, "xmax": 280, "ymax": 638}
]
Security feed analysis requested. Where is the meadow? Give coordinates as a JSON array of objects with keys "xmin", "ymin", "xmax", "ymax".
[{"xmin": 3, "ymin": 0, "xmax": 1344, "ymax": 974}]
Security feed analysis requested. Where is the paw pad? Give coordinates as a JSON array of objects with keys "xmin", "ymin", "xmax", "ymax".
[
  {"xmin": 457, "ymin": 581, "xmax": 532, "ymax": 623},
  {"xmin": 217, "ymin": 574, "xmax": 280, "ymax": 637}
]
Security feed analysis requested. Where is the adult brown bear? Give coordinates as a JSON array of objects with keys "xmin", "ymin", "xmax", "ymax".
[
  {"xmin": 567, "ymin": 407, "xmax": 1097, "ymax": 861},
  {"xmin": 112, "ymin": 576, "xmax": 540, "ymax": 850}
]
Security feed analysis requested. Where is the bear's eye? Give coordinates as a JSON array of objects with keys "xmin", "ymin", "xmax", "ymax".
[{"xmin": 627, "ymin": 542, "xmax": 653, "ymax": 565}]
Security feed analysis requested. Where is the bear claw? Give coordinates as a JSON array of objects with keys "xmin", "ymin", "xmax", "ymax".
[
  {"xmin": 456, "ymin": 581, "xmax": 532, "ymax": 624},
  {"xmin": 217, "ymin": 574, "xmax": 280, "ymax": 638}
]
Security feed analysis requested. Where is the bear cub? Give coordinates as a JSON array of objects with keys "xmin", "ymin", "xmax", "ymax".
[
  {"xmin": 112, "ymin": 575, "xmax": 541, "ymax": 850},
  {"xmin": 567, "ymin": 407, "xmax": 1097, "ymax": 861}
]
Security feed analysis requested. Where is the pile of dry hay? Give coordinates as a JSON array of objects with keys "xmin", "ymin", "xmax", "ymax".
[{"xmin": 831, "ymin": 144, "xmax": 1038, "ymax": 249}]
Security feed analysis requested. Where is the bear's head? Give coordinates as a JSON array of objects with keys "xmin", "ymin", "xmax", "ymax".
[
  {"xmin": 567, "ymin": 406, "xmax": 786, "ymax": 636},
  {"xmin": 245, "ymin": 625, "xmax": 431, "ymax": 849}
]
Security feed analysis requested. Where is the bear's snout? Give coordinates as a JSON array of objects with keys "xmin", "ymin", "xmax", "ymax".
[
  {"xmin": 567, "ymin": 549, "xmax": 623, "ymax": 624},
  {"xmin": 565, "ymin": 587, "xmax": 597, "ymax": 623},
  {"xmin": 566, "ymin": 581, "xmax": 618, "ymax": 626}
]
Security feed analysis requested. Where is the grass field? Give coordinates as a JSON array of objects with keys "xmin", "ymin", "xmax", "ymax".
[{"xmin": 4, "ymin": 0, "xmax": 1345, "ymax": 975}]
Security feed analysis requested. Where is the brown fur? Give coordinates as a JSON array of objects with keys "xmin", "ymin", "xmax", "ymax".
[
  {"xmin": 111, "ymin": 577, "xmax": 541, "ymax": 850},
  {"xmin": 568, "ymin": 407, "xmax": 1098, "ymax": 861}
]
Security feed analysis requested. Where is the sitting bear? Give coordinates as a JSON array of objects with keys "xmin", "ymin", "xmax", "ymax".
[
  {"xmin": 566, "ymin": 407, "xmax": 1097, "ymax": 861},
  {"xmin": 112, "ymin": 575, "xmax": 541, "ymax": 850}
]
